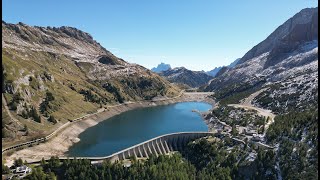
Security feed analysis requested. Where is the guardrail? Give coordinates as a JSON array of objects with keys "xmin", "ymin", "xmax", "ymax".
[{"xmin": 2, "ymin": 121, "xmax": 71, "ymax": 154}]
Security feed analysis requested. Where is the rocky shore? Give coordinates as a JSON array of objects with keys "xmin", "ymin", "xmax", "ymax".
[{"xmin": 4, "ymin": 92, "xmax": 214, "ymax": 166}]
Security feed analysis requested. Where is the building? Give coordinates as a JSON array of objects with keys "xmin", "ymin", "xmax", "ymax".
[
  {"xmin": 244, "ymin": 129, "xmax": 257, "ymax": 136},
  {"xmin": 14, "ymin": 165, "xmax": 32, "ymax": 178}
]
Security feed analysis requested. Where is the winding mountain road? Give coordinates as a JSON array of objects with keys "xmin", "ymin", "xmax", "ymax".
[{"xmin": 228, "ymin": 88, "xmax": 276, "ymax": 134}]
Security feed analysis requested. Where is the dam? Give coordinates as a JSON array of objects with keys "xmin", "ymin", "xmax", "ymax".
[
  {"xmin": 67, "ymin": 102, "xmax": 211, "ymax": 157},
  {"xmin": 29, "ymin": 131, "xmax": 215, "ymax": 164}
]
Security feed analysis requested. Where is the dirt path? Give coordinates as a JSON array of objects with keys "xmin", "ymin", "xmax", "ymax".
[
  {"xmin": 228, "ymin": 88, "xmax": 275, "ymax": 134},
  {"xmin": 240, "ymin": 88, "xmax": 268, "ymax": 106}
]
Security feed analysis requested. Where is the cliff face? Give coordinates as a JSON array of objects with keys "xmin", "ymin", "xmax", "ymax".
[
  {"xmin": 201, "ymin": 7, "xmax": 318, "ymax": 116},
  {"xmin": 203, "ymin": 7, "xmax": 318, "ymax": 92},
  {"xmin": 2, "ymin": 22, "xmax": 180, "ymax": 142},
  {"xmin": 239, "ymin": 8, "xmax": 318, "ymax": 65}
]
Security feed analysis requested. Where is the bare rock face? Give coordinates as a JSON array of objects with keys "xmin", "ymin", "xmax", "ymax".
[
  {"xmin": 239, "ymin": 8, "xmax": 318, "ymax": 65},
  {"xmin": 2, "ymin": 21, "xmax": 107, "ymax": 62},
  {"xmin": 201, "ymin": 7, "xmax": 318, "ymax": 115},
  {"xmin": 203, "ymin": 7, "xmax": 318, "ymax": 92}
]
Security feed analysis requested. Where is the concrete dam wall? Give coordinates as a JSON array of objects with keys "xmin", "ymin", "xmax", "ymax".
[
  {"xmin": 103, "ymin": 132, "xmax": 214, "ymax": 162},
  {"xmin": 29, "ymin": 132, "xmax": 214, "ymax": 164}
]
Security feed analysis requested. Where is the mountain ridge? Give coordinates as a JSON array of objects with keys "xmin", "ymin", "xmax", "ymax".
[
  {"xmin": 202, "ymin": 7, "xmax": 318, "ymax": 93},
  {"xmin": 239, "ymin": 7, "xmax": 318, "ymax": 65},
  {"xmin": 2, "ymin": 21, "xmax": 180, "ymax": 143},
  {"xmin": 159, "ymin": 67, "xmax": 213, "ymax": 88}
]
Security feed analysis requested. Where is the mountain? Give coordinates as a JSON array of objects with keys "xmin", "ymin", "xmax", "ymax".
[
  {"xmin": 238, "ymin": 8, "xmax": 318, "ymax": 65},
  {"xmin": 159, "ymin": 67, "xmax": 213, "ymax": 88},
  {"xmin": 201, "ymin": 7, "xmax": 318, "ymax": 179},
  {"xmin": 2, "ymin": 21, "xmax": 180, "ymax": 143},
  {"xmin": 206, "ymin": 58, "xmax": 241, "ymax": 77},
  {"xmin": 151, "ymin": 62, "xmax": 171, "ymax": 73},
  {"xmin": 206, "ymin": 66, "xmax": 223, "ymax": 77},
  {"xmin": 202, "ymin": 7, "xmax": 318, "ymax": 113},
  {"xmin": 227, "ymin": 58, "xmax": 241, "ymax": 68}
]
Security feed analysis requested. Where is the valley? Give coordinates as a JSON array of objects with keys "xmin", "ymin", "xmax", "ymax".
[
  {"xmin": 2, "ymin": 4, "xmax": 318, "ymax": 180},
  {"xmin": 2, "ymin": 21, "xmax": 181, "ymax": 148},
  {"xmin": 3, "ymin": 92, "xmax": 214, "ymax": 166}
]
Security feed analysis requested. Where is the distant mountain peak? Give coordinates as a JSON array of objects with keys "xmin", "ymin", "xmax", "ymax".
[
  {"xmin": 160, "ymin": 67, "xmax": 213, "ymax": 88},
  {"xmin": 151, "ymin": 62, "xmax": 171, "ymax": 73}
]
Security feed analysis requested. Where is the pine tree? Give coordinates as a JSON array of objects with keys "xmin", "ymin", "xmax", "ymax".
[{"xmin": 48, "ymin": 115, "xmax": 57, "ymax": 124}]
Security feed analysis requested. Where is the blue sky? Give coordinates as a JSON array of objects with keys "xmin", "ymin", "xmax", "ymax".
[{"xmin": 3, "ymin": 1, "xmax": 318, "ymax": 71}]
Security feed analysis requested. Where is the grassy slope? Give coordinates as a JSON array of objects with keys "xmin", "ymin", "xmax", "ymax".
[
  {"xmin": 2, "ymin": 49, "xmax": 101, "ymax": 121},
  {"xmin": 2, "ymin": 47, "xmax": 180, "ymax": 146},
  {"xmin": 2, "ymin": 48, "xmax": 106, "ymax": 145}
]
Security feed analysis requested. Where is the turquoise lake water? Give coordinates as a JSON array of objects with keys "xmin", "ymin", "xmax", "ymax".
[{"xmin": 67, "ymin": 102, "xmax": 211, "ymax": 157}]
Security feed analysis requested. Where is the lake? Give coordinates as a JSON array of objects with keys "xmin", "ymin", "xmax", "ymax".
[{"xmin": 67, "ymin": 101, "xmax": 211, "ymax": 157}]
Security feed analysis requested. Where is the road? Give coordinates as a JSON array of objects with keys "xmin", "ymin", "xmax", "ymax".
[
  {"xmin": 240, "ymin": 88, "xmax": 268, "ymax": 106},
  {"xmin": 227, "ymin": 88, "xmax": 275, "ymax": 135},
  {"xmin": 183, "ymin": 92, "xmax": 214, "ymax": 95}
]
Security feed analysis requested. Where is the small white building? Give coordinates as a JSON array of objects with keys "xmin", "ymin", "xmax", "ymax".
[{"xmin": 15, "ymin": 165, "xmax": 32, "ymax": 175}]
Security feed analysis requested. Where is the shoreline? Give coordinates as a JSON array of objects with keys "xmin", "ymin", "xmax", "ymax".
[{"xmin": 4, "ymin": 93, "xmax": 214, "ymax": 166}]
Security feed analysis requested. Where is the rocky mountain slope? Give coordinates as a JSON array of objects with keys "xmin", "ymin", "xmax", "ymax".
[
  {"xmin": 201, "ymin": 7, "xmax": 318, "ymax": 179},
  {"xmin": 202, "ymin": 7, "xmax": 318, "ymax": 113},
  {"xmin": 2, "ymin": 21, "xmax": 180, "ymax": 144},
  {"xmin": 159, "ymin": 67, "xmax": 213, "ymax": 88},
  {"xmin": 151, "ymin": 62, "xmax": 171, "ymax": 73},
  {"xmin": 206, "ymin": 66, "xmax": 222, "ymax": 77}
]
